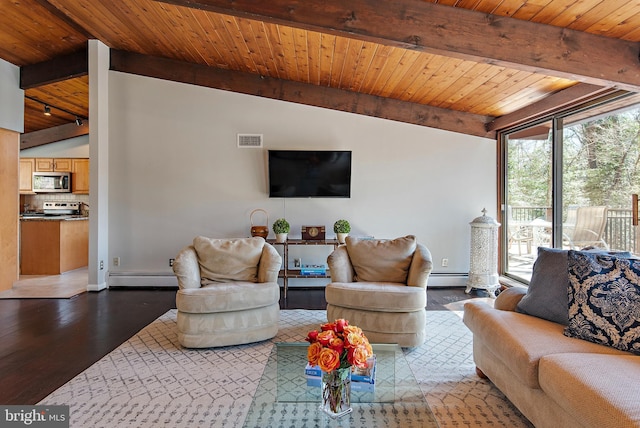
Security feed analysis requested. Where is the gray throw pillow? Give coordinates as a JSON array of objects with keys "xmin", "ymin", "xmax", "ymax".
[
  {"xmin": 516, "ymin": 247, "xmax": 570, "ymax": 325},
  {"xmin": 516, "ymin": 247, "xmax": 632, "ymax": 325}
]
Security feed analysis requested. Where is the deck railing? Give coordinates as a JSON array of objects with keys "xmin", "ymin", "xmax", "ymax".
[{"xmin": 510, "ymin": 206, "xmax": 636, "ymax": 253}]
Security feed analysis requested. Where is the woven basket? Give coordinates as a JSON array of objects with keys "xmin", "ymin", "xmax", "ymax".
[{"xmin": 250, "ymin": 209, "xmax": 269, "ymax": 239}]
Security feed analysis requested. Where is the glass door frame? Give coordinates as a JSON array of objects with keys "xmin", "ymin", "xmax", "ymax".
[{"xmin": 499, "ymin": 92, "xmax": 638, "ymax": 283}]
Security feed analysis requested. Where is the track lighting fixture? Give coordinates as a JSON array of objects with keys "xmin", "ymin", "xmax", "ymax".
[{"xmin": 27, "ymin": 96, "xmax": 87, "ymax": 125}]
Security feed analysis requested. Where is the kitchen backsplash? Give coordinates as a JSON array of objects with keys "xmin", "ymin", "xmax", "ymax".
[{"xmin": 21, "ymin": 193, "xmax": 90, "ymax": 215}]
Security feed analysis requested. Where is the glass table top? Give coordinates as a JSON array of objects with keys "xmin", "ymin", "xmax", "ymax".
[{"xmin": 242, "ymin": 342, "xmax": 439, "ymax": 427}]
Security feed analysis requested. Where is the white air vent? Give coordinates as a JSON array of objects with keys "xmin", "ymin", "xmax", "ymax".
[{"xmin": 237, "ymin": 134, "xmax": 263, "ymax": 148}]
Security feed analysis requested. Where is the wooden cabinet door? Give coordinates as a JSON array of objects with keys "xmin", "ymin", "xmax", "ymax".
[
  {"xmin": 34, "ymin": 158, "xmax": 73, "ymax": 172},
  {"xmin": 35, "ymin": 158, "xmax": 54, "ymax": 171},
  {"xmin": 72, "ymin": 159, "xmax": 90, "ymax": 194},
  {"xmin": 19, "ymin": 158, "xmax": 35, "ymax": 193},
  {"xmin": 53, "ymin": 158, "xmax": 72, "ymax": 171}
]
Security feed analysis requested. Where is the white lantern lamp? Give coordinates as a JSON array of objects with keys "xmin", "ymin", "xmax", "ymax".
[{"xmin": 466, "ymin": 208, "xmax": 501, "ymax": 296}]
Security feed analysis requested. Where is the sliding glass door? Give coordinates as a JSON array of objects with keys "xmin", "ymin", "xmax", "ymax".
[
  {"xmin": 503, "ymin": 121, "xmax": 554, "ymax": 282},
  {"xmin": 561, "ymin": 106, "xmax": 640, "ymax": 254},
  {"xmin": 502, "ymin": 102, "xmax": 640, "ymax": 283}
]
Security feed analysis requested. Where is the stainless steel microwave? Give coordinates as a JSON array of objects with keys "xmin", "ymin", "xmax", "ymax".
[{"xmin": 32, "ymin": 172, "xmax": 71, "ymax": 193}]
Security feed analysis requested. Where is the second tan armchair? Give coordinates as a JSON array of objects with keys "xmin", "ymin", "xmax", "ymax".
[{"xmin": 325, "ymin": 235, "xmax": 432, "ymax": 347}]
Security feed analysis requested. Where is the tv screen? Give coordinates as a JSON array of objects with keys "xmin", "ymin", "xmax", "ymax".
[{"xmin": 268, "ymin": 150, "xmax": 352, "ymax": 198}]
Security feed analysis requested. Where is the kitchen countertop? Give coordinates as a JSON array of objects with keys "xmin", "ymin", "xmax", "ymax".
[{"xmin": 20, "ymin": 215, "xmax": 89, "ymax": 221}]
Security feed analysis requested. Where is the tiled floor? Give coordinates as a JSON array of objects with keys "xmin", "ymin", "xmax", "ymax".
[{"xmin": 0, "ymin": 268, "xmax": 88, "ymax": 298}]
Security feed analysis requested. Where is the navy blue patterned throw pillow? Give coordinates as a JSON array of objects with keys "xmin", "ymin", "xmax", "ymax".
[{"xmin": 564, "ymin": 250, "xmax": 640, "ymax": 355}]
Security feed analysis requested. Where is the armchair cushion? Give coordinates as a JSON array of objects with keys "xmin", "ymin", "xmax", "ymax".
[
  {"xmin": 345, "ymin": 235, "xmax": 417, "ymax": 283},
  {"xmin": 193, "ymin": 236, "xmax": 265, "ymax": 284},
  {"xmin": 173, "ymin": 245, "xmax": 201, "ymax": 289},
  {"xmin": 326, "ymin": 281, "xmax": 426, "ymax": 312},
  {"xmin": 177, "ymin": 281, "xmax": 280, "ymax": 313}
]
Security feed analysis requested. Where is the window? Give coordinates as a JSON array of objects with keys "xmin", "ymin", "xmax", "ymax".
[{"xmin": 501, "ymin": 101, "xmax": 640, "ymax": 283}]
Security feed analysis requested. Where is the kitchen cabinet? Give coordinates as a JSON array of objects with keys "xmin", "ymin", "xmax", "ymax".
[
  {"xmin": 35, "ymin": 158, "xmax": 72, "ymax": 172},
  {"xmin": 19, "ymin": 158, "xmax": 35, "ymax": 193},
  {"xmin": 20, "ymin": 218, "xmax": 88, "ymax": 275},
  {"xmin": 72, "ymin": 158, "xmax": 90, "ymax": 194}
]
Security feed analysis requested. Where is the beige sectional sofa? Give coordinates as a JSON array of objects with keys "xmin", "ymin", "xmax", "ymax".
[{"xmin": 464, "ymin": 286, "xmax": 640, "ymax": 428}]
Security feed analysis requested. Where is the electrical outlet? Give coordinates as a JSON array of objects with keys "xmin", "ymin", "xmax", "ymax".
[
  {"xmin": 99, "ymin": 260, "xmax": 104, "ymax": 270},
  {"xmin": 169, "ymin": 258, "xmax": 175, "ymax": 267},
  {"xmin": 441, "ymin": 258, "xmax": 449, "ymax": 267},
  {"xmin": 113, "ymin": 257, "xmax": 120, "ymax": 267}
]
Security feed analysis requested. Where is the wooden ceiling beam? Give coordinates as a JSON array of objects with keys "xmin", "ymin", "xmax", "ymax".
[
  {"xmin": 155, "ymin": 0, "xmax": 640, "ymax": 92},
  {"xmin": 20, "ymin": 121, "xmax": 89, "ymax": 149},
  {"xmin": 110, "ymin": 50, "xmax": 494, "ymax": 138},
  {"xmin": 487, "ymin": 83, "xmax": 622, "ymax": 132},
  {"xmin": 20, "ymin": 47, "xmax": 88, "ymax": 89}
]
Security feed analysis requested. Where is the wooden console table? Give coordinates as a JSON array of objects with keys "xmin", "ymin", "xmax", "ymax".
[{"xmin": 267, "ymin": 239, "xmax": 340, "ymax": 298}]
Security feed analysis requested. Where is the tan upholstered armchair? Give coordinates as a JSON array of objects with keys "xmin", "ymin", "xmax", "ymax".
[
  {"xmin": 325, "ymin": 235, "xmax": 432, "ymax": 347},
  {"xmin": 173, "ymin": 236, "xmax": 281, "ymax": 348}
]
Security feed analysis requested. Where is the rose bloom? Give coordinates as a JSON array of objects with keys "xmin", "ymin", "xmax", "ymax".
[
  {"xmin": 317, "ymin": 347, "xmax": 341, "ymax": 372},
  {"xmin": 334, "ymin": 318, "xmax": 348, "ymax": 333},
  {"xmin": 317, "ymin": 330, "xmax": 336, "ymax": 346},
  {"xmin": 328, "ymin": 337, "xmax": 344, "ymax": 354},
  {"xmin": 344, "ymin": 331, "xmax": 366, "ymax": 348},
  {"xmin": 306, "ymin": 330, "xmax": 319, "ymax": 343},
  {"xmin": 343, "ymin": 325, "xmax": 363, "ymax": 337},
  {"xmin": 307, "ymin": 342, "xmax": 323, "ymax": 366},
  {"xmin": 348, "ymin": 346, "xmax": 371, "ymax": 369},
  {"xmin": 320, "ymin": 322, "xmax": 336, "ymax": 332}
]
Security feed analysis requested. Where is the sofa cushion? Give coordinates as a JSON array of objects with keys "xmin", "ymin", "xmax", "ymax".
[
  {"xmin": 193, "ymin": 236, "xmax": 264, "ymax": 284},
  {"xmin": 345, "ymin": 235, "xmax": 416, "ymax": 283},
  {"xmin": 516, "ymin": 247, "xmax": 633, "ymax": 326},
  {"xmin": 325, "ymin": 281, "xmax": 426, "ymax": 312},
  {"xmin": 463, "ymin": 301, "xmax": 629, "ymax": 389},
  {"xmin": 564, "ymin": 251, "xmax": 640, "ymax": 355},
  {"xmin": 539, "ymin": 353, "xmax": 640, "ymax": 428}
]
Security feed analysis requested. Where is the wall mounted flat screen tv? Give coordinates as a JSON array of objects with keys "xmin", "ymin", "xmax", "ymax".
[{"xmin": 268, "ymin": 150, "xmax": 352, "ymax": 198}]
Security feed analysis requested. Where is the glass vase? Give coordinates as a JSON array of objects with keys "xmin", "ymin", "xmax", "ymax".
[{"xmin": 320, "ymin": 367, "xmax": 352, "ymax": 418}]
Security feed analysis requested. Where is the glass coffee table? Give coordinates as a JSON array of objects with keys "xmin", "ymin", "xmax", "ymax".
[{"xmin": 243, "ymin": 343, "xmax": 439, "ymax": 427}]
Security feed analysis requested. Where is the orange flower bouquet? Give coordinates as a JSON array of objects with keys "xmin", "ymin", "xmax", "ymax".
[{"xmin": 305, "ymin": 319, "xmax": 373, "ymax": 417}]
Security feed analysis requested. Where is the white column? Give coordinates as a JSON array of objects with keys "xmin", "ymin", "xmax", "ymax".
[{"xmin": 87, "ymin": 40, "xmax": 109, "ymax": 291}]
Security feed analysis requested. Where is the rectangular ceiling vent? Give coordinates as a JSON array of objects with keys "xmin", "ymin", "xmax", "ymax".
[{"xmin": 237, "ymin": 134, "xmax": 263, "ymax": 148}]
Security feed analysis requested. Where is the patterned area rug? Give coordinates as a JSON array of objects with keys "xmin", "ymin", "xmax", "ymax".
[{"xmin": 39, "ymin": 310, "xmax": 533, "ymax": 427}]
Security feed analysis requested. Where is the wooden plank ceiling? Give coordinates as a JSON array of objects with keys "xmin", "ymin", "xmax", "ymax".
[{"xmin": 1, "ymin": 0, "xmax": 639, "ymax": 142}]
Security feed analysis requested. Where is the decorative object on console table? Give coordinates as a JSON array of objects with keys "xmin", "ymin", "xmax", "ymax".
[
  {"xmin": 466, "ymin": 209, "xmax": 501, "ymax": 296},
  {"xmin": 302, "ymin": 225, "xmax": 325, "ymax": 240},
  {"xmin": 300, "ymin": 264, "xmax": 326, "ymax": 275},
  {"xmin": 250, "ymin": 208, "xmax": 269, "ymax": 239},
  {"xmin": 333, "ymin": 219, "xmax": 351, "ymax": 244},
  {"xmin": 272, "ymin": 218, "xmax": 290, "ymax": 243}
]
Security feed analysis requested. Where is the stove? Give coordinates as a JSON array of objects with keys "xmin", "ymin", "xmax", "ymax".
[{"xmin": 43, "ymin": 201, "xmax": 81, "ymax": 215}]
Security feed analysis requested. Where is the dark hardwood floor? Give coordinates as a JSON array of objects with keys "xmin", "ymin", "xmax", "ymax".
[{"xmin": 0, "ymin": 286, "xmax": 484, "ymax": 405}]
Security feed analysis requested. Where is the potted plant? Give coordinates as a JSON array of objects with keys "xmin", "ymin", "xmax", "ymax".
[
  {"xmin": 333, "ymin": 219, "xmax": 351, "ymax": 244},
  {"xmin": 273, "ymin": 218, "xmax": 290, "ymax": 243}
]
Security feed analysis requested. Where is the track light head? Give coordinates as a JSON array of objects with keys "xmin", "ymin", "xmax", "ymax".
[
  {"xmin": 75, "ymin": 117, "xmax": 83, "ymax": 126},
  {"xmin": 43, "ymin": 105, "xmax": 51, "ymax": 116}
]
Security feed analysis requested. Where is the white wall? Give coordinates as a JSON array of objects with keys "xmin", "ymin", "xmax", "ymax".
[
  {"xmin": 107, "ymin": 72, "xmax": 496, "ymax": 286},
  {"xmin": 20, "ymin": 135, "xmax": 89, "ymax": 157},
  {"xmin": 0, "ymin": 59, "xmax": 23, "ymax": 133}
]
